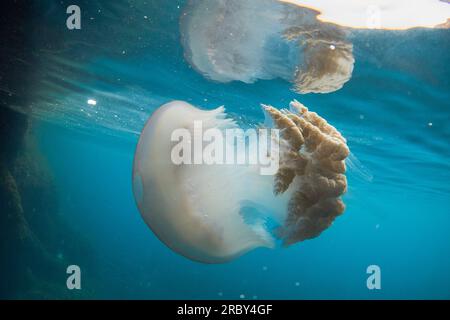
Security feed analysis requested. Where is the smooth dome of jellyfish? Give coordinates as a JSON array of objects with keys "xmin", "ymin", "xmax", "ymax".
[
  {"xmin": 133, "ymin": 100, "xmax": 350, "ymax": 263},
  {"xmin": 180, "ymin": 0, "xmax": 354, "ymax": 94}
]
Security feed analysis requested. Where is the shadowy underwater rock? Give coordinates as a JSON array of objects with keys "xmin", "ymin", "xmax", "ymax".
[
  {"xmin": 0, "ymin": 1, "xmax": 94, "ymax": 299},
  {"xmin": 0, "ymin": 117, "xmax": 95, "ymax": 299}
]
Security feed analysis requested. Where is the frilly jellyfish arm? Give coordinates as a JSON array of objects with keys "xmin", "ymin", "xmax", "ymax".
[
  {"xmin": 264, "ymin": 101, "xmax": 349, "ymax": 245},
  {"xmin": 133, "ymin": 100, "xmax": 349, "ymax": 263}
]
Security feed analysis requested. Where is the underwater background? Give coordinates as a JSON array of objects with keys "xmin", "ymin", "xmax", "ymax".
[{"xmin": 0, "ymin": 0, "xmax": 449, "ymax": 299}]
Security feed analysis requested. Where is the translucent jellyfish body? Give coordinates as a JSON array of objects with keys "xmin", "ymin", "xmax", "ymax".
[
  {"xmin": 132, "ymin": 100, "xmax": 349, "ymax": 263},
  {"xmin": 180, "ymin": 0, "xmax": 355, "ymax": 94}
]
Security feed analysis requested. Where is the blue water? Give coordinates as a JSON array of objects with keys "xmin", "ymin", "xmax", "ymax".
[{"xmin": 23, "ymin": 1, "xmax": 450, "ymax": 299}]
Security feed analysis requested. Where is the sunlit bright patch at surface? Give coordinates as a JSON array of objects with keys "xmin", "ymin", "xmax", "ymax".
[
  {"xmin": 87, "ymin": 99, "xmax": 97, "ymax": 106},
  {"xmin": 280, "ymin": 0, "xmax": 450, "ymax": 29}
]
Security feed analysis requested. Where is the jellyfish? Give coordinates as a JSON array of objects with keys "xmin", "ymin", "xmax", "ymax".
[
  {"xmin": 132, "ymin": 100, "xmax": 349, "ymax": 263},
  {"xmin": 180, "ymin": 0, "xmax": 355, "ymax": 94}
]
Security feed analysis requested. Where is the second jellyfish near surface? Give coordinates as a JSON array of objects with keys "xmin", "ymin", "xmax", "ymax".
[{"xmin": 132, "ymin": 100, "xmax": 350, "ymax": 263}]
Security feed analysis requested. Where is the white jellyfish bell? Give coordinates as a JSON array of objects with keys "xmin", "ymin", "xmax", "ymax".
[{"xmin": 132, "ymin": 100, "xmax": 349, "ymax": 263}]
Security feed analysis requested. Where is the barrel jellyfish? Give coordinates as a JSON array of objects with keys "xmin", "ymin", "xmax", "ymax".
[
  {"xmin": 180, "ymin": 0, "xmax": 355, "ymax": 94},
  {"xmin": 132, "ymin": 100, "xmax": 349, "ymax": 263}
]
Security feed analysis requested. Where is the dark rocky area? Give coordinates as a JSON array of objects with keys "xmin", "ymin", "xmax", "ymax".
[{"xmin": 0, "ymin": 1, "xmax": 92, "ymax": 299}]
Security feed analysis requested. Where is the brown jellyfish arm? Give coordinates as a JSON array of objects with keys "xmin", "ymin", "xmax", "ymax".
[{"xmin": 264, "ymin": 100, "xmax": 350, "ymax": 245}]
